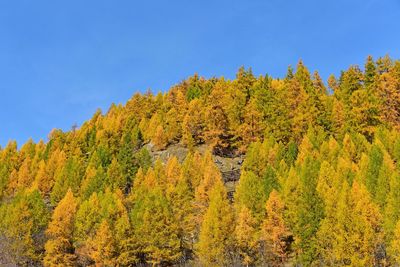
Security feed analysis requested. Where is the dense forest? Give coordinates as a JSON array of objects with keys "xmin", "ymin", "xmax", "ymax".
[{"xmin": 1, "ymin": 55, "xmax": 400, "ymax": 266}]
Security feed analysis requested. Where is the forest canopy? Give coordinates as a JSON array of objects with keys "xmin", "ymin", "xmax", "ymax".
[{"xmin": 1, "ymin": 55, "xmax": 400, "ymax": 266}]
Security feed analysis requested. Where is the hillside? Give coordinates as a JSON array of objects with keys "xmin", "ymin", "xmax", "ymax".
[{"xmin": 1, "ymin": 55, "xmax": 400, "ymax": 266}]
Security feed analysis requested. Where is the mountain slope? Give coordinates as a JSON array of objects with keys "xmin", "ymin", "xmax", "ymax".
[{"xmin": 1, "ymin": 56, "xmax": 400, "ymax": 266}]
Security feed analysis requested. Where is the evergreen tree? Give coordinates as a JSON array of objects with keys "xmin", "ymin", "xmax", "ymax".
[
  {"xmin": 364, "ymin": 55, "xmax": 377, "ymax": 88},
  {"xmin": 365, "ymin": 143, "xmax": 384, "ymax": 198},
  {"xmin": 292, "ymin": 157, "xmax": 323, "ymax": 265},
  {"xmin": 1, "ymin": 56, "xmax": 400, "ymax": 266},
  {"xmin": 50, "ymin": 155, "xmax": 83, "ymax": 205},
  {"xmin": 376, "ymin": 152, "xmax": 394, "ymax": 208},
  {"xmin": 74, "ymin": 192, "xmax": 102, "ymax": 248},
  {"xmin": 80, "ymin": 165, "xmax": 108, "ymax": 200},
  {"xmin": 234, "ymin": 171, "xmax": 269, "ymax": 225},
  {"xmin": 114, "ymin": 213, "xmax": 139, "ymax": 266}
]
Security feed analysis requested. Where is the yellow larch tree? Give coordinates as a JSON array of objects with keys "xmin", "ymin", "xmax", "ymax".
[
  {"xmin": 194, "ymin": 151, "xmax": 222, "ymax": 226},
  {"xmin": 43, "ymin": 189, "xmax": 78, "ymax": 267},
  {"xmin": 235, "ymin": 205, "xmax": 259, "ymax": 266},
  {"xmin": 88, "ymin": 220, "xmax": 117, "ymax": 267},
  {"xmin": 261, "ymin": 190, "xmax": 291, "ymax": 266},
  {"xmin": 196, "ymin": 180, "xmax": 234, "ymax": 266},
  {"xmin": 388, "ymin": 220, "xmax": 400, "ymax": 264}
]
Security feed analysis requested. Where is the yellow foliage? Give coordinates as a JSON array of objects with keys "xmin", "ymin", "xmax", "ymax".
[{"xmin": 44, "ymin": 189, "xmax": 78, "ymax": 267}]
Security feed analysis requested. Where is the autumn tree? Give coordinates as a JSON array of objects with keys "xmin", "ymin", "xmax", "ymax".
[
  {"xmin": 376, "ymin": 72, "xmax": 400, "ymax": 129},
  {"xmin": 235, "ymin": 206, "xmax": 259, "ymax": 266},
  {"xmin": 238, "ymin": 97, "xmax": 264, "ymax": 151},
  {"xmin": 0, "ymin": 190, "xmax": 49, "ymax": 265},
  {"xmin": 182, "ymin": 99, "xmax": 205, "ymax": 148},
  {"xmin": 346, "ymin": 182, "xmax": 382, "ymax": 266},
  {"xmin": 44, "ymin": 189, "xmax": 78, "ymax": 267},
  {"xmin": 0, "ymin": 141, "xmax": 18, "ymax": 199},
  {"xmin": 203, "ymin": 79, "xmax": 230, "ymax": 152},
  {"xmin": 2, "ymin": 55, "xmax": 400, "ymax": 266},
  {"xmin": 226, "ymin": 67, "xmax": 254, "ymax": 141},
  {"xmin": 262, "ymin": 190, "xmax": 291, "ymax": 266},
  {"xmin": 389, "ymin": 220, "xmax": 400, "ymax": 264},
  {"xmin": 384, "ymin": 172, "xmax": 400, "ymax": 242},
  {"xmin": 165, "ymin": 157, "xmax": 196, "ymax": 259},
  {"xmin": 130, "ymin": 176, "xmax": 181, "ymax": 265},
  {"xmin": 316, "ymin": 162, "xmax": 344, "ymax": 266},
  {"xmin": 196, "ymin": 180, "xmax": 234, "ymax": 266},
  {"xmin": 193, "ymin": 151, "xmax": 223, "ymax": 226},
  {"xmin": 88, "ymin": 220, "xmax": 117, "ymax": 266}
]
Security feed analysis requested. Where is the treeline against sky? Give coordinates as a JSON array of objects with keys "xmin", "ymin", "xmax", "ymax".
[{"xmin": 1, "ymin": 56, "xmax": 400, "ymax": 266}]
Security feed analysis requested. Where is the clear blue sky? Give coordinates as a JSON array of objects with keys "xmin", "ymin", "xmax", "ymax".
[{"xmin": 0, "ymin": 0, "xmax": 399, "ymax": 147}]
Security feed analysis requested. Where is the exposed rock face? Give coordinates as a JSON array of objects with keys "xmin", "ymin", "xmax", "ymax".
[
  {"xmin": 144, "ymin": 142, "xmax": 243, "ymax": 196},
  {"xmin": 221, "ymin": 169, "xmax": 241, "ymax": 183},
  {"xmin": 145, "ymin": 142, "xmax": 194, "ymax": 163}
]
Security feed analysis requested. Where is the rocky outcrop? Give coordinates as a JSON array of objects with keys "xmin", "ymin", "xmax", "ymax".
[{"xmin": 144, "ymin": 142, "xmax": 244, "ymax": 196}]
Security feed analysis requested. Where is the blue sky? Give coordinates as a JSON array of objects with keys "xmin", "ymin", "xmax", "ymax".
[{"xmin": 0, "ymin": 0, "xmax": 399, "ymax": 147}]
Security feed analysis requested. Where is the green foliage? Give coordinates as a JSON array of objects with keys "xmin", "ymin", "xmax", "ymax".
[
  {"xmin": 50, "ymin": 155, "xmax": 83, "ymax": 205},
  {"xmin": 294, "ymin": 157, "xmax": 324, "ymax": 265},
  {"xmin": 131, "ymin": 186, "xmax": 181, "ymax": 265},
  {"xmin": 2, "ymin": 56, "xmax": 400, "ymax": 266},
  {"xmin": 366, "ymin": 143, "xmax": 384, "ymax": 197},
  {"xmin": 234, "ymin": 171, "xmax": 269, "ymax": 224}
]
